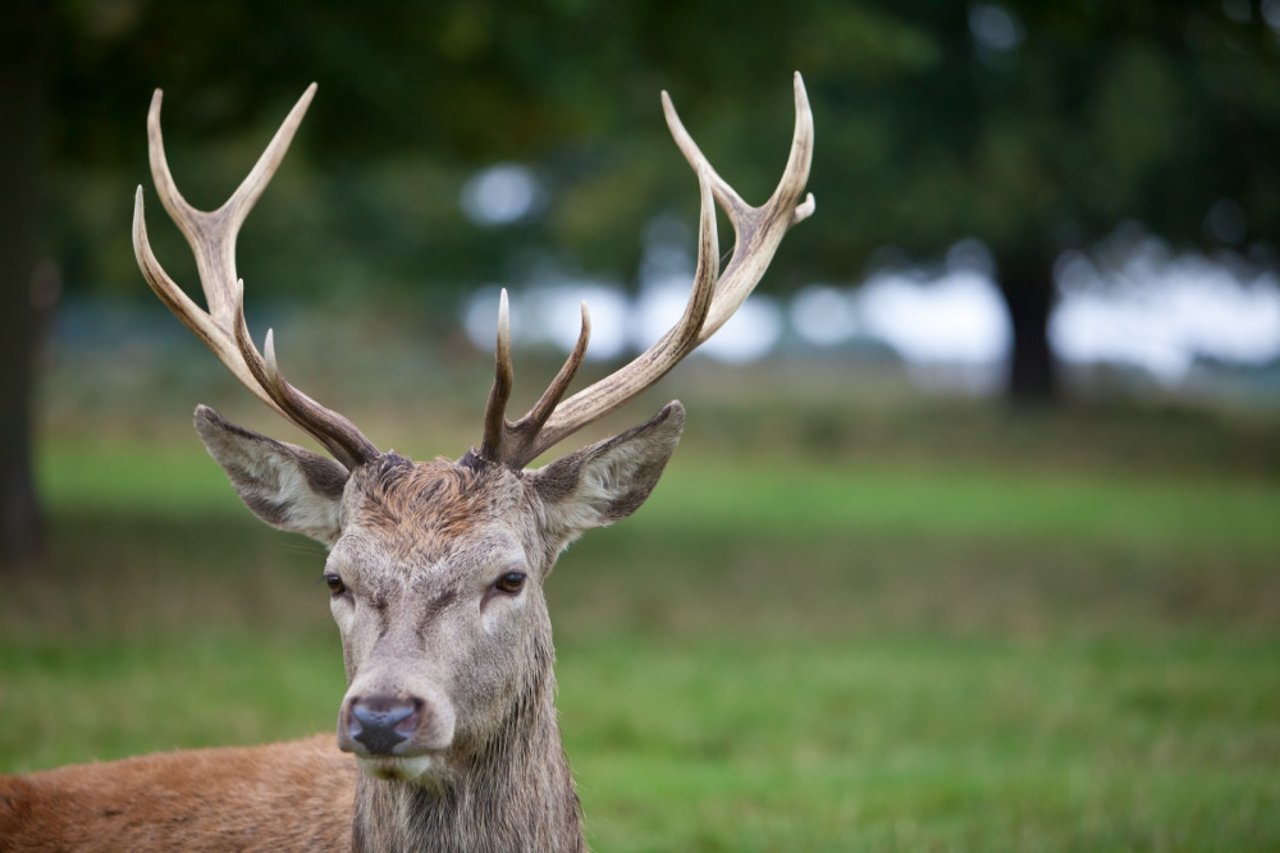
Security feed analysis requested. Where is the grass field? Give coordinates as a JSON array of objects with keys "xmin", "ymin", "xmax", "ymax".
[{"xmin": 3, "ymin": 400, "xmax": 1279, "ymax": 850}]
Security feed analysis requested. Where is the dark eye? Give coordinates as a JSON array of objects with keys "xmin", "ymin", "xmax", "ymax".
[
  {"xmin": 324, "ymin": 573, "xmax": 346, "ymax": 596},
  {"xmin": 495, "ymin": 572, "xmax": 526, "ymax": 594}
]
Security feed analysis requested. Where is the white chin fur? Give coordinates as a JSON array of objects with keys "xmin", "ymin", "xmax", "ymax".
[{"xmin": 358, "ymin": 755, "xmax": 437, "ymax": 782}]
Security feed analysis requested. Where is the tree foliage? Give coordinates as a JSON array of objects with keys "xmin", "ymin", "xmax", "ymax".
[{"xmin": 34, "ymin": 1, "xmax": 1280, "ymax": 356}]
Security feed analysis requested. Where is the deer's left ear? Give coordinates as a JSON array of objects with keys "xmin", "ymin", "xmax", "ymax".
[
  {"xmin": 528, "ymin": 401, "xmax": 684, "ymax": 548},
  {"xmin": 194, "ymin": 405, "xmax": 350, "ymax": 546}
]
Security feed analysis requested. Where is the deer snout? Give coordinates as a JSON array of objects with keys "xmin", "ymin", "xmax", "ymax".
[
  {"xmin": 346, "ymin": 696, "xmax": 420, "ymax": 755},
  {"xmin": 338, "ymin": 690, "xmax": 455, "ymax": 758}
]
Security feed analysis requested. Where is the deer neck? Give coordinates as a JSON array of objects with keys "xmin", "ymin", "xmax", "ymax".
[{"xmin": 350, "ymin": 656, "xmax": 585, "ymax": 852}]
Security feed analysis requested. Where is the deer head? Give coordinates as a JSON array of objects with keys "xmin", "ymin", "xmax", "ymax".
[{"xmin": 132, "ymin": 77, "xmax": 813, "ymax": 787}]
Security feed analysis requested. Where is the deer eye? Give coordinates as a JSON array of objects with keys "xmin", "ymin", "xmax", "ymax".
[
  {"xmin": 324, "ymin": 573, "xmax": 346, "ymax": 596},
  {"xmin": 494, "ymin": 572, "xmax": 526, "ymax": 594}
]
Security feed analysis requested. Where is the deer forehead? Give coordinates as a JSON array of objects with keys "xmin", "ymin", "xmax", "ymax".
[{"xmin": 334, "ymin": 455, "xmax": 538, "ymax": 577}]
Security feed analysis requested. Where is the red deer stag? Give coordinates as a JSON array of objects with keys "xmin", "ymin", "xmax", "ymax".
[{"xmin": 0, "ymin": 75, "xmax": 813, "ymax": 851}]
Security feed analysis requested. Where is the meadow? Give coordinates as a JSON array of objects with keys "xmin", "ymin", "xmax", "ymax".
[{"xmin": 3, "ymin": 392, "xmax": 1279, "ymax": 851}]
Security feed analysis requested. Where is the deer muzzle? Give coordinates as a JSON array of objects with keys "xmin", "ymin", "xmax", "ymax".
[
  {"xmin": 337, "ymin": 686, "xmax": 456, "ymax": 759},
  {"xmin": 346, "ymin": 696, "xmax": 419, "ymax": 754}
]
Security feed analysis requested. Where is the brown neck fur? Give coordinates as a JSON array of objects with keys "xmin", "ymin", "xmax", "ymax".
[{"xmin": 351, "ymin": 628, "xmax": 585, "ymax": 852}]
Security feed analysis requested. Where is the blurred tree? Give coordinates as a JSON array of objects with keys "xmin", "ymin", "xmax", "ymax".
[
  {"xmin": 0, "ymin": 0, "xmax": 52, "ymax": 569},
  {"xmin": 553, "ymin": 0, "xmax": 1280, "ymax": 403},
  {"xmin": 40, "ymin": 2, "xmax": 1280, "ymax": 373},
  {"xmin": 865, "ymin": 1, "xmax": 1280, "ymax": 401}
]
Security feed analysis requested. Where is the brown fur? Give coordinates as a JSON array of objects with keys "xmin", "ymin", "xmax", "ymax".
[
  {"xmin": 0, "ymin": 736, "xmax": 354, "ymax": 852},
  {"xmin": 334, "ymin": 456, "xmax": 588, "ymax": 849},
  {"xmin": 352, "ymin": 628, "xmax": 585, "ymax": 852},
  {"xmin": 4, "ymin": 403, "xmax": 683, "ymax": 850},
  {"xmin": 350, "ymin": 455, "xmax": 497, "ymax": 559}
]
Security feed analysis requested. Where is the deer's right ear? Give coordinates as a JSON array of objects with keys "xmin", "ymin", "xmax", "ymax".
[{"xmin": 193, "ymin": 405, "xmax": 349, "ymax": 546}]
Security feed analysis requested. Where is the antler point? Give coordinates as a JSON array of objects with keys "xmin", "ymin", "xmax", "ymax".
[
  {"xmin": 793, "ymin": 74, "xmax": 812, "ymax": 115},
  {"xmin": 660, "ymin": 90, "xmax": 677, "ymax": 121},
  {"xmin": 495, "ymin": 289, "xmax": 512, "ymax": 367},
  {"xmin": 264, "ymin": 328, "xmax": 277, "ymax": 369},
  {"xmin": 793, "ymin": 193, "xmax": 816, "ymax": 224}
]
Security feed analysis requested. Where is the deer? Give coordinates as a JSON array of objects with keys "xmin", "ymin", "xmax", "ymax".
[{"xmin": 0, "ymin": 74, "xmax": 813, "ymax": 852}]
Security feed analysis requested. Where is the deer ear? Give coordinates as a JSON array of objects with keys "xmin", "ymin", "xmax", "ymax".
[
  {"xmin": 193, "ymin": 405, "xmax": 349, "ymax": 546},
  {"xmin": 529, "ymin": 401, "xmax": 684, "ymax": 547}
]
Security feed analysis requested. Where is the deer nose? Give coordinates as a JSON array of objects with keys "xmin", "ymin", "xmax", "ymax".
[{"xmin": 347, "ymin": 696, "xmax": 422, "ymax": 756}]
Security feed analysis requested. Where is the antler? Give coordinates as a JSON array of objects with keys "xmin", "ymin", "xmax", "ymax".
[
  {"xmin": 132, "ymin": 85, "xmax": 379, "ymax": 471},
  {"xmin": 475, "ymin": 72, "xmax": 815, "ymax": 468}
]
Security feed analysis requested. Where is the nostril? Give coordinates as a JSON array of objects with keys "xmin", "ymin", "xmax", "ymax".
[{"xmin": 348, "ymin": 696, "xmax": 423, "ymax": 755}]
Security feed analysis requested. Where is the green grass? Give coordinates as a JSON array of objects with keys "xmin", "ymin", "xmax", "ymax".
[{"xmin": 5, "ymin": 407, "xmax": 1280, "ymax": 850}]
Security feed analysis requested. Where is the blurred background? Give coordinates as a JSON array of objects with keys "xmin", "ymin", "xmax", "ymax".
[{"xmin": 3, "ymin": 1, "xmax": 1279, "ymax": 849}]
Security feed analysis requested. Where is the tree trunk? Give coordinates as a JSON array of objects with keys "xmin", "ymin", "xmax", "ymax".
[
  {"xmin": 994, "ymin": 251, "xmax": 1059, "ymax": 405},
  {"xmin": 0, "ymin": 1, "xmax": 51, "ymax": 570}
]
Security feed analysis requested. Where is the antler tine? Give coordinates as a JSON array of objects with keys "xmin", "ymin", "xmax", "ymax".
[
  {"xmin": 660, "ymin": 91, "xmax": 749, "ymax": 218},
  {"xmin": 223, "ymin": 83, "xmax": 318, "ymax": 233},
  {"xmin": 475, "ymin": 291, "xmax": 593, "ymax": 467},
  {"xmin": 692, "ymin": 70, "xmax": 815, "ymax": 342},
  {"xmin": 773, "ymin": 71, "xmax": 817, "ymax": 223},
  {"xmin": 476, "ymin": 74, "xmax": 814, "ymax": 468},
  {"xmin": 523, "ymin": 300, "xmax": 592, "ymax": 437},
  {"xmin": 146, "ymin": 85, "xmax": 317, "ymax": 326},
  {"xmin": 134, "ymin": 84, "xmax": 379, "ymax": 469},
  {"xmin": 479, "ymin": 289, "xmax": 516, "ymax": 461},
  {"xmin": 232, "ymin": 296, "xmax": 378, "ymax": 470}
]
